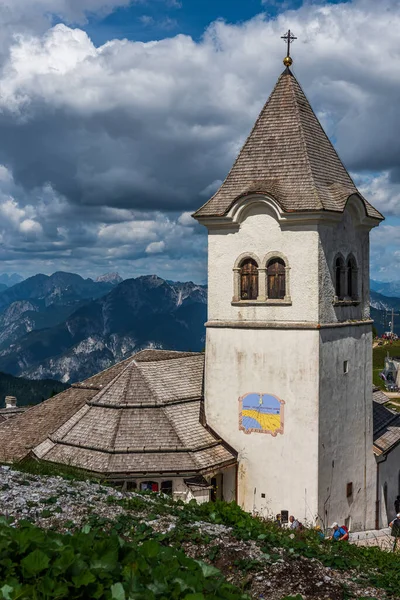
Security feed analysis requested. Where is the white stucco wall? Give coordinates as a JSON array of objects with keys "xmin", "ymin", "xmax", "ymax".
[
  {"xmin": 318, "ymin": 325, "xmax": 376, "ymax": 531},
  {"xmin": 222, "ymin": 465, "xmax": 237, "ymax": 502},
  {"xmin": 207, "ymin": 204, "xmax": 320, "ymax": 323},
  {"xmin": 378, "ymin": 444, "xmax": 400, "ymax": 526},
  {"xmin": 203, "ymin": 196, "xmax": 378, "ymax": 530},
  {"xmin": 205, "ymin": 326, "xmax": 320, "ymax": 522}
]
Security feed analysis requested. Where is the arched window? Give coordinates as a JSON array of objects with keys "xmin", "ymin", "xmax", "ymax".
[
  {"xmin": 240, "ymin": 258, "xmax": 258, "ymax": 300},
  {"xmin": 267, "ymin": 258, "xmax": 286, "ymax": 300},
  {"xmin": 335, "ymin": 256, "xmax": 344, "ymax": 300},
  {"xmin": 347, "ymin": 256, "xmax": 358, "ymax": 300},
  {"xmin": 383, "ymin": 482, "xmax": 388, "ymax": 513}
]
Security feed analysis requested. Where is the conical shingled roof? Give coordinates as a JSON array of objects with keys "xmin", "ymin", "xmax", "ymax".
[
  {"xmin": 31, "ymin": 351, "xmax": 236, "ymax": 477},
  {"xmin": 194, "ymin": 68, "xmax": 383, "ymax": 221}
]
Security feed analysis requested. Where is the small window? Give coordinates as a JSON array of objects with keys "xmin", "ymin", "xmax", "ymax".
[
  {"xmin": 347, "ymin": 256, "xmax": 358, "ymax": 300},
  {"xmin": 161, "ymin": 480, "xmax": 173, "ymax": 495},
  {"xmin": 140, "ymin": 481, "xmax": 159, "ymax": 492},
  {"xmin": 383, "ymin": 482, "xmax": 388, "ymax": 513},
  {"xmin": 126, "ymin": 481, "xmax": 137, "ymax": 491},
  {"xmin": 267, "ymin": 258, "xmax": 286, "ymax": 300},
  {"xmin": 240, "ymin": 258, "xmax": 258, "ymax": 300},
  {"xmin": 343, "ymin": 360, "xmax": 349, "ymax": 374},
  {"xmin": 346, "ymin": 482, "xmax": 353, "ymax": 497},
  {"xmin": 335, "ymin": 257, "xmax": 344, "ymax": 299}
]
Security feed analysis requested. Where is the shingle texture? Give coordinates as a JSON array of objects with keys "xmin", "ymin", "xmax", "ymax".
[
  {"xmin": 373, "ymin": 392, "xmax": 400, "ymax": 454},
  {"xmin": 0, "ymin": 351, "xmax": 236, "ymax": 476},
  {"xmin": 194, "ymin": 69, "xmax": 383, "ymax": 221}
]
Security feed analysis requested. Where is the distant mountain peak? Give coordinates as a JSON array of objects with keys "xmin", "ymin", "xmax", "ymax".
[
  {"xmin": 95, "ymin": 273, "xmax": 123, "ymax": 285},
  {"xmin": 0, "ymin": 273, "xmax": 24, "ymax": 287}
]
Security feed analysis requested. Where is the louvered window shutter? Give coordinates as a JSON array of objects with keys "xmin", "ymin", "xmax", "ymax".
[
  {"xmin": 240, "ymin": 259, "xmax": 258, "ymax": 300},
  {"xmin": 267, "ymin": 258, "xmax": 286, "ymax": 300}
]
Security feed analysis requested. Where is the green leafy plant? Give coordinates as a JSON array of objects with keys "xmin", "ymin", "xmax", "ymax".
[{"xmin": 0, "ymin": 519, "xmax": 249, "ymax": 599}]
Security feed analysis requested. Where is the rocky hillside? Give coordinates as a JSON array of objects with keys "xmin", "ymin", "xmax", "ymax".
[
  {"xmin": 0, "ymin": 272, "xmax": 118, "ymax": 350},
  {"xmin": 370, "ymin": 290, "xmax": 400, "ymax": 312},
  {"xmin": 0, "ymin": 465, "xmax": 397, "ymax": 600},
  {"xmin": 0, "ymin": 276, "xmax": 207, "ymax": 383}
]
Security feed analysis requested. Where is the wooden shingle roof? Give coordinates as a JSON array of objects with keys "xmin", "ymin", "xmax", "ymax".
[
  {"xmin": 373, "ymin": 392, "xmax": 400, "ymax": 455},
  {"xmin": 194, "ymin": 68, "xmax": 383, "ymax": 221},
  {"xmin": 0, "ymin": 350, "xmax": 236, "ymax": 477}
]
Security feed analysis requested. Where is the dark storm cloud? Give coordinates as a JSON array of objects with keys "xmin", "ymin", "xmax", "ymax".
[{"xmin": 0, "ymin": 0, "xmax": 398, "ymax": 280}]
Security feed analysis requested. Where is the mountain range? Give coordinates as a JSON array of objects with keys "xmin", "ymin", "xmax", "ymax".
[
  {"xmin": 0, "ymin": 270, "xmax": 397, "ymax": 384},
  {"xmin": 370, "ymin": 279, "xmax": 400, "ymax": 298},
  {"xmin": 0, "ymin": 274, "xmax": 206, "ymax": 383}
]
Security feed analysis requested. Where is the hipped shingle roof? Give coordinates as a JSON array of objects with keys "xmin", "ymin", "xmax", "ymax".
[
  {"xmin": 1, "ymin": 350, "xmax": 235, "ymax": 477},
  {"xmin": 194, "ymin": 68, "xmax": 383, "ymax": 221}
]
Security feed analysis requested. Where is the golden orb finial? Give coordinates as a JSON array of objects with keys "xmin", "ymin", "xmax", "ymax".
[{"xmin": 281, "ymin": 30, "xmax": 296, "ymax": 69}]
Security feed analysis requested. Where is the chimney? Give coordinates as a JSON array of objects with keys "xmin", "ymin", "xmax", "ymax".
[{"xmin": 5, "ymin": 396, "xmax": 17, "ymax": 409}]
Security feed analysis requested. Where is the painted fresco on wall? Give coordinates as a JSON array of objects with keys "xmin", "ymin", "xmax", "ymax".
[{"xmin": 239, "ymin": 393, "xmax": 285, "ymax": 436}]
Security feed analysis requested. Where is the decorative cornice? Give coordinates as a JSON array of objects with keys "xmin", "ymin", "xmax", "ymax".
[
  {"xmin": 206, "ymin": 319, "xmax": 373, "ymax": 330},
  {"xmin": 195, "ymin": 193, "xmax": 381, "ymax": 230}
]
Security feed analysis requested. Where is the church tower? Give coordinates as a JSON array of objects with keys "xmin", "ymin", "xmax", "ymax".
[{"xmin": 193, "ymin": 37, "xmax": 383, "ymax": 530}]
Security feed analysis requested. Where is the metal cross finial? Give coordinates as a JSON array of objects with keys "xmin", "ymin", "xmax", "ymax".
[{"xmin": 281, "ymin": 29, "xmax": 297, "ymax": 67}]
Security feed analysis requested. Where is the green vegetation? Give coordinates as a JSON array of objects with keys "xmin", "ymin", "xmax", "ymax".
[
  {"xmin": 9, "ymin": 459, "xmax": 105, "ymax": 483},
  {"xmin": 372, "ymin": 339, "xmax": 400, "ymax": 388},
  {"xmin": 77, "ymin": 496, "xmax": 399, "ymax": 598},
  {"xmin": 0, "ymin": 372, "xmax": 68, "ymax": 408},
  {"xmin": 0, "ymin": 518, "xmax": 247, "ymax": 600}
]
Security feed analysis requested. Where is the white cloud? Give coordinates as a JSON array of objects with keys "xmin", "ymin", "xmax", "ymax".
[
  {"xmin": 19, "ymin": 218, "xmax": 43, "ymax": 238},
  {"xmin": 357, "ymin": 172, "xmax": 400, "ymax": 217},
  {"xmin": 177, "ymin": 212, "xmax": 195, "ymax": 227},
  {"xmin": 0, "ymin": 0, "xmax": 397, "ymax": 280},
  {"xmin": 146, "ymin": 240, "xmax": 165, "ymax": 254}
]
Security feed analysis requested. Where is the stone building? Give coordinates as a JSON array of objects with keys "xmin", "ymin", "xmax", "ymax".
[
  {"xmin": 0, "ymin": 351, "xmax": 237, "ymax": 503},
  {"xmin": 0, "ymin": 48, "xmax": 396, "ymax": 530},
  {"xmin": 192, "ymin": 55, "xmax": 383, "ymax": 531},
  {"xmin": 373, "ymin": 388, "xmax": 400, "ymax": 526}
]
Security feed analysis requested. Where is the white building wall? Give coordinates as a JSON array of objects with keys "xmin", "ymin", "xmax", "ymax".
[
  {"xmin": 378, "ymin": 444, "xmax": 400, "ymax": 526},
  {"xmin": 205, "ymin": 326, "xmax": 320, "ymax": 522},
  {"xmin": 203, "ymin": 199, "xmax": 378, "ymax": 531},
  {"xmin": 207, "ymin": 204, "xmax": 320, "ymax": 323},
  {"xmin": 318, "ymin": 325, "xmax": 376, "ymax": 531}
]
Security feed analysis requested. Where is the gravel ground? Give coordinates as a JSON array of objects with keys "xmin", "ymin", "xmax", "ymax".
[{"xmin": 0, "ymin": 466, "xmax": 393, "ymax": 600}]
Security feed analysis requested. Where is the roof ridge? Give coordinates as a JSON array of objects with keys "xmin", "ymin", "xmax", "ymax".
[
  {"xmin": 89, "ymin": 359, "xmax": 136, "ymax": 403},
  {"xmin": 290, "ymin": 72, "xmax": 357, "ymax": 193},
  {"xmin": 194, "ymin": 70, "xmax": 289, "ymax": 218},
  {"xmin": 80, "ymin": 354, "xmax": 134, "ymax": 386},
  {"xmin": 159, "ymin": 403, "xmax": 193, "ymax": 453},
  {"xmin": 288, "ymin": 71, "xmax": 324, "ymax": 210}
]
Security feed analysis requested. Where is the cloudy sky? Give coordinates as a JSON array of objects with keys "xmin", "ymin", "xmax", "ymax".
[{"xmin": 0, "ymin": 0, "xmax": 398, "ymax": 283}]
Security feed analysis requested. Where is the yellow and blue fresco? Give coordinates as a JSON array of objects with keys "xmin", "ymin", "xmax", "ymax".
[{"xmin": 239, "ymin": 393, "xmax": 284, "ymax": 436}]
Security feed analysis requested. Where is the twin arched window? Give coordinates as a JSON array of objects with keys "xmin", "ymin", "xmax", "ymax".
[
  {"xmin": 335, "ymin": 255, "xmax": 358, "ymax": 301},
  {"xmin": 239, "ymin": 256, "xmax": 286, "ymax": 301}
]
